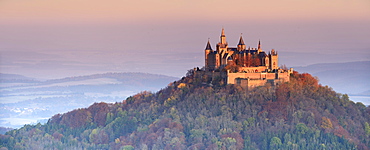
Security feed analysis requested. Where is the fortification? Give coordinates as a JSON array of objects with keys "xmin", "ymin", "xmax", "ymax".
[{"xmin": 203, "ymin": 28, "xmax": 293, "ymax": 88}]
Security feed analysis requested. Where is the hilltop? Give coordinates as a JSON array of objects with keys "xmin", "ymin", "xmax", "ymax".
[{"xmin": 1, "ymin": 70, "xmax": 369, "ymax": 149}]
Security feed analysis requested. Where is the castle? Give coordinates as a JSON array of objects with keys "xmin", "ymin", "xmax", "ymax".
[{"xmin": 203, "ymin": 28, "xmax": 293, "ymax": 88}]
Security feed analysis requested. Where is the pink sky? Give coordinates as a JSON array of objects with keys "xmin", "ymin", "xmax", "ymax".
[
  {"xmin": 1, "ymin": 0, "xmax": 370, "ymax": 78},
  {"xmin": 1, "ymin": 0, "xmax": 369, "ymax": 23}
]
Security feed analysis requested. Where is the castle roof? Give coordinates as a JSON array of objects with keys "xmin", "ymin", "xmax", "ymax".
[
  {"xmin": 238, "ymin": 49, "xmax": 258, "ymax": 54},
  {"xmin": 258, "ymin": 51, "xmax": 267, "ymax": 57},
  {"xmin": 238, "ymin": 35, "xmax": 245, "ymax": 45},
  {"xmin": 221, "ymin": 27, "xmax": 225, "ymax": 37},
  {"xmin": 258, "ymin": 40, "xmax": 261, "ymax": 50},
  {"xmin": 223, "ymin": 53, "xmax": 229, "ymax": 59},
  {"xmin": 205, "ymin": 40, "xmax": 213, "ymax": 50},
  {"xmin": 227, "ymin": 47, "xmax": 237, "ymax": 51}
]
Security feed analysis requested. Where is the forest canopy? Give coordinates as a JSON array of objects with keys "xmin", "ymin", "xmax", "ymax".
[{"xmin": 1, "ymin": 71, "xmax": 369, "ymax": 149}]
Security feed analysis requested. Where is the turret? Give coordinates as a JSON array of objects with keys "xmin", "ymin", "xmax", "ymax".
[
  {"xmin": 220, "ymin": 28, "xmax": 227, "ymax": 45},
  {"xmin": 237, "ymin": 34, "xmax": 246, "ymax": 51},
  {"xmin": 205, "ymin": 39, "xmax": 213, "ymax": 70},
  {"xmin": 257, "ymin": 40, "xmax": 262, "ymax": 53},
  {"xmin": 205, "ymin": 39, "xmax": 213, "ymax": 51},
  {"xmin": 269, "ymin": 49, "xmax": 278, "ymax": 70},
  {"xmin": 217, "ymin": 28, "xmax": 228, "ymax": 54}
]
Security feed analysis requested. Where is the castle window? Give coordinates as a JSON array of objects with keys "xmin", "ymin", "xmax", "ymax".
[{"xmin": 236, "ymin": 79, "xmax": 241, "ymax": 85}]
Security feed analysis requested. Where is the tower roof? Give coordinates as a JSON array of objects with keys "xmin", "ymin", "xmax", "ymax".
[
  {"xmin": 221, "ymin": 27, "xmax": 225, "ymax": 37},
  {"xmin": 258, "ymin": 39, "xmax": 261, "ymax": 49},
  {"xmin": 238, "ymin": 34, "xmax": 245, "ymax": 45},
  {"xmin": 205, "ymin": 39, "xmax": 213, "ymax": 50}
]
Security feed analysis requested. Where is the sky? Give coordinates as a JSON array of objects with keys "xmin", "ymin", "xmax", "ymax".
[{"xmin": 1, "ymin": 0, "xmax": 370, "ymax": 79}]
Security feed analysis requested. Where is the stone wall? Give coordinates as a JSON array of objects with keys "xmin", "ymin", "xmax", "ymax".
[
  {"xmin": 235, "ymin": 78, "xmax": 268, "ymax": 88},
  {"xmin": 227, "ymin": 71, "xmax": 280, "ymax": 84},
  {"xmin": 227, "ymin": 70, "xmax": 292, "ymax": 87},
  {"xmin": 239, "ymin": 66, "xmax": 268, "ymax": 73},
  {"xmin": 195, "ymin": 67, "xmax": 293, "ymax": 89}
]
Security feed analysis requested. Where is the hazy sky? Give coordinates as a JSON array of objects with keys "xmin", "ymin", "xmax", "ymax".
[{"xmin": 1, "ymin": 0, "xmax": 370, "ymax": 79}]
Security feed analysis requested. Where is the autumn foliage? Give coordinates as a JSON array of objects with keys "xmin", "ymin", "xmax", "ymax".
[{"xmin": 1, "ymin": 71, "xmax": 370, "ymax": 149}]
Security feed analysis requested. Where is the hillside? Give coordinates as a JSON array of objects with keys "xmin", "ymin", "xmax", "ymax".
[
  {"xmin": 0, "ymin": 72, "xmax": 178, "ymax": 128},
  {"xmin": 1, "ymin": 71, "xmax": 370, "ymax": 149}
]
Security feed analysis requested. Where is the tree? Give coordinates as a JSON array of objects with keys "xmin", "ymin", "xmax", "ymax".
[
  {"xmin": 321, "ymin": 117, "xmax": 333, "ymax": 130},
  {"xmin": 224, "ymin": 63, "xmax": 239, "ymax": 73},
  {"xmin": 1, "ymin": 71, "xmax": 368, "ymax": 149},
  {"xmin": 122, "ymin": 145, "xmax": 134, "ymax": 150},
  {"xmin": 270, "ymin": 137, "xmax": 282, "ymax": 149},
  {"xmin": 365, "ymin": 122, "xmax": 370, "ymax": 136},
  {"xmin": 296, "ymin": 123, "xmax": 309, "ymax": 135}
]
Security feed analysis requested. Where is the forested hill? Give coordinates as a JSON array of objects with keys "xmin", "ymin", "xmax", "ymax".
[{"xmin": 1, "ymin": 71, "xmax": 370, "ymax": 149}]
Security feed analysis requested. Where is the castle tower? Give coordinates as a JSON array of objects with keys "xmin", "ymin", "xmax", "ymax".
[
  {"xmin": 257, "ymin": 40, "xmax": 262, "ymax": 53},
  {"xmin": 269, "ymin": 49, "xmax": 278, "ymax": 70},
  {"xmin": 215, "ymin": 52, "xmax": 221, "ymax": 69},
  {"xmin": 264, "ymin": 57, "xmax": 270, "ymax": 68},
  {"xmin": 237, "ymin": 34, "xmax": 246, "ymax": 51},
  {"xmin": 205, "ymin": 39, "xmax": 214, "ymax": 70},
  {"xmin": 220, "ymin": 28, "xmax": 227, "ymax": 45},
  {"xmin": 217, "ymin": 28, "xmax": 228, "ymax": 54}
]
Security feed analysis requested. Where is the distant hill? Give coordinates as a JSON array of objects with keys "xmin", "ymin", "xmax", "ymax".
[
  {"xmin": 0, "ymin": 73, "xmax": 36, "ymax": 81},
  {"xmin": 1, "ymin": 72, "xmax": 178, "ymax": 91},
  {"xmin": 0, "ymin": 72, "xmax": 178, "ymax": 128},
  {"xmin": 1, "ymin": 71, "xmax": 369, "ymax": 149},
  {"xmin": 293, "ymin": 61, "xmax": 370, "ymax": 95},
  {"xmin": 0, "ymin": 127, "xmax": 13, "ymax": 135}
]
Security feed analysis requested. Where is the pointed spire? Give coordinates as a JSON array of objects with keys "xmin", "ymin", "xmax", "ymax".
[
  {"xmin": 220, "ymin": 27, "xmax": 227, "ymax": 44},
  {"xmin": 221, "ymin": 27, "xmax": 225, "ymax": 37},
  {"xmin": 205, "ymin": 39, "xmax": 212, "ymax": 50},
  {"xmin": 238, "ymin": 33, "xmax": 245, "ymax": 45},
  {"xmin": 258, "ymin": 39, "xmax": 261, "ymax": 49}
]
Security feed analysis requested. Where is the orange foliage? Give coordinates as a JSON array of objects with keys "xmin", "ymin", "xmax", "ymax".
[
  {"xmin": 60, "ymin": 109, "xmax": 92, "ymax": 128},
  {"xmin": 321, "ymin": 117, "xmax": 333, "ymax": 130},
  {"xmin": 87, "ymin": 102, "xmax": 109, "ymax": 126},
  {"xmin": 333, "ymin": 125, "xmax": 350, "ymax": 139}
]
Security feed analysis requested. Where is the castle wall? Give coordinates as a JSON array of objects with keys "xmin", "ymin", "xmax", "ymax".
[
  {"xmin": 205, "ymin": 52, "xmax": 216, "ymax": 71},
  {"xmin": 235, "ymin": 78, "xmax": 267, "ymax": 88},
  {"xmin": 227, "ymin": 71, "xmax": 290, "ymax": 85},
  {"xmin": 247, "ymin": 79, "xmax": 268, "ymax": 87},
  {"xmin": 227, "ymin": 72, "xmax": 264, "ymax": 84},
  {"xmin": 215, "ymin": 53, "xmax": 221, "ymax": 69},
  {"xmin": 266, "ymin": 73, "xmax": 276, "ymax": 79},
  {"xmin": 239, "ymin": 66, "xmax": 267, "ymax": 73},
  {"xmin": 276, "ymin": 71, "xmax": 290, "ymax": 82}
]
